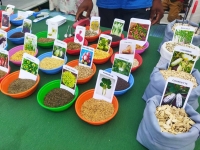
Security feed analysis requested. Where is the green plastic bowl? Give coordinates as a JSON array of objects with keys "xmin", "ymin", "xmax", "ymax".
[
  {"xmin": 36, "ymin": 31, "xmax": 59, "ymax": 48},
  {"xmin": 37, "ymin": 80, "xmax": 79, "ymax": 112}
]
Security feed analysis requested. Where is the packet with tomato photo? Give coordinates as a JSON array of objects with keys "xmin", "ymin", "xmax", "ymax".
[
  {"xmin": 79, "ymin": 46, "xmax": 94, "ymax": 68},
  {"xmin": 0, "ymin": 49, "xmax": 9, "ymax": 73}
]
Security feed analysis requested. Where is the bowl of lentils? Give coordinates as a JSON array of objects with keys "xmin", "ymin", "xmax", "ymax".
[
  {"xmin": 7, "ymin": 28, "xmax": 26, "ymax": 44},
  {"xmin": 85, "ymin": 26, "xmax": 101, "ymax": 42},
  {"xmin": 10, "ymin": 13, "xmax": 28, "ymax": 26}
]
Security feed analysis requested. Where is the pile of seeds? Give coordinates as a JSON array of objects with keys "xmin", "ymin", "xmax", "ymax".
[
  {"xmin": 8, "ymin": 78, "xmax": 36, "ymax": 94},
  {"xmin": 136, "ymin": 44, "xmax": 145, "ymax": 50},
  {"xmin": 10, "ymin": 50, "xmax": 35, "ymax": 61},
  {"xmin": 40, "ymin": 57, "xmax": 64, "ymax": 69},
  {"xmin": 0, "ymin": 70, "xmax": 6, "ymax": 78},
  {"xmin": 155, "ymin": 105, "xmax": 195, "ymax": 134},
  {"xmin": 165, "ymin": 42, "xmax": 197, "ymax": 52},
  {"xmin": 74, "ymin": 65, "xmax": 93, "ymax": 79},
  {"xmin": 81, "ymin": 98, "xmax": 114, "ymax": 122},
  {"xmin": 160, "ymin": 70, "xmax": 198, "ymax": 88},
  {"xmin": 94, "ymin": 49, "xmax": 110, "ymax": 59},
  {"xmin": 109, "ymin": 34, "xmax": 122, "ymax": 42},
  {"xmin": 115, "ymin": 77, "xmax": 130, "ymax": 91},
  {"xmin": 132, "ymin": 59, "xmax": 139, "ymax": 68},
  {"xmin": 67, "ymin": 42, "xmax": 81, "ymax": 50},
  {"xmin": 172, "ymin": 23, "xmax": 200, "ymax": 35},
  {"xmin": 44, "ymin": 88, "xmax": 74, "ymax": 107},
  {"xmin": 38, "ymin": 37, "xmax": 54, "ymax": 43},
  {"xmin": 85, "ymin": 30, "xmax": 98, "ymax": 37},
  {"xmin": 10, "ymin": 32, "xmax": 25, "ymax": 38}
]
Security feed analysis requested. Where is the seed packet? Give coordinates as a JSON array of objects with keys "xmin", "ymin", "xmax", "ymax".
[
  {"xmin": 160, "ymin": 77, "xmax": 193, "ymax": 109},
  {"xmin": 5, "ymin": 4, "xmax": 15, "ymax": 15},
  {"xmin": 127, "ymin": 18, "xmax": 151, "ymax": 46},
  {"xmin": 90, "ymin": 16, "xmax": 100, "ymax": 34},
  {"xmin": 119, "ymin": 39, "xmax": 136, "ymax": 54},
  {"xmin": 97, "ymin": 34, "xmax": 112, "ymax": 52},
  {"xmin": 168, "ymin": 46, "xmax": 198, "ymax": 73},
  {"xmin": 24, "ymin": 33, "xmax": 37, "ymax": 52},
  {"xmin": 52, "ymin": 39, "xmax": 67, "ymax": 60},
  {"xmin": 60, "ymin": 65, "xmax": 78, "ymax": 95},
  {"xmin": 19, "ymin": 53, "xmax": 39, "ymax": 81},
  {"xmin": 1, "ymin": 11, "xmax": 10, "ymax": 28},
  {"xmin": 22, "ymin": 19, "xmax": 32, "ymax": 33},
  {"xmin": 17, "ymin": 11, "xmax": 28, "ymax": 20},
  {"xmin": 74, "ymin": 25, "xmax": 86, "ymax": 45},
  {"xmin": 0, "ymin": 29, "xmax": 7, "ymax": 49},
  {"xmin": 79, "ymin": 46, "xmax": 94, "ymax": 68},
  {"xmin": 172, "ymin": 26, "xmax": 195, "ymax": 44},
  {"xmin": 47, "ymin": 21, "xmax": 58, "ymax": 39},
  {"xmin": 93, "ymin": 70, "xmax": 118, "ymax": 103},
  {"xmin": 111, "ymin": 18, "xmax": 125, "ymax": 37},
  {"xmin": 111, "ymin": 54, "xmax": 133, "ymax": 82},
  {"xmin": 0, "ymin": 49, "xmax": 9, "ymax": 73}
]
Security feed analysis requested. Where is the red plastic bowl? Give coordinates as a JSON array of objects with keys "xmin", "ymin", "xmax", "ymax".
[
  {"xmin": 85, "ymin": 26, "xmax": 101, "ymax": 42},
  {"xmin": 110, "ymin": 52, "xmax": 143, "ymax": 72},
  {"xmin": 101, "ymin": 30, "xmax": 124, "ymax": 48},
  {"xmin": 63, "ymin": 37, "xmax": 88, "ymax": 55},
  {"xmin": 0, "ymin": 66, "xmax": 11, "ymax": 83}
]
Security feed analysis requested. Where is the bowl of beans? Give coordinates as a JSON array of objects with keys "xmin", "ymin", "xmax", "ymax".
[
  {"xmin": 10, "ymin": 13, "xmax": 28, "ymax": 26},
  {"xmin": 0, "ymin": 66, "xmax": 11, "ymax": 83},
  {"xmin": 0, "ymin": 70, "xmax": 40, "ymax": 98},
  {"xmin": 63, "ymin": 37, "xmax": 88, "ymax": 55},
  {"xmin": 110, "ymin": 52, "xmax": 143, "ymax": 72},
  {"xmin": 89, "ymin": 44, "xmax": 113, "ymax": 64},
  {"xmin": 36, "ymin": 31, "xmax": 58, "ymax": 48},
  {"xmin": 37, "ymin": 79, "xmax": 79, "ymax": 112},
  {"xmin": 75, "ymin": 89, "xmax": 118, "ymax": 125},
  {"xmin": 37, "ymin": 51, "xmax": 67, "ymax": 74},
  {"xmin": 9, "ymin": 45, "xmax": 38, "ymax": 66},
  {"xmin": 85, "ymin": 26, "xmax": 101, "ymax": 42},
  {"xmin": 66, "ymin": 59, "xmax": 96, "ymax": 84},
  {"xmin": 7, "ymin": 28, "xmax": 26, "ymax": 44}
]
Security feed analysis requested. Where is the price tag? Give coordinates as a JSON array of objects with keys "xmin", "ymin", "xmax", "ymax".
[
  {"xmin": 0, "ymin": 29, "xmax": 7, "ymax": 49},
  {"xmin": 1, "ymin": 11, "xmax": 10, "ymax": 28},
  {"xmin": 24, "ymin": 33, "xmax": 37, "ymax": 52},
  {"xmin": 5, "ymin": 5, "xmax": 15, "ymax": 15},
  {"xmin": 97, "ymin": 34, "xmax": 112, "ymax": 52},
  {"xmin": 90, "ymin": 16, "xmax": 100, "ymax": 34},
  {"xmin": 0, "ymin": 49, "xmax": 9, "ymax": 73},
  {"xmin": 79, "ymin": 46, "xmax": 94, "ymax": 68},
  {"xmin": 17, "ymin": 11, "xmax": 28, "ymax": 20},
  {"xmin": 111, "ymin": 18, "xmax": 125, "ymax": 37},
  {"xmin": 119, "ymin": 39, "xmax": 135, "ymax": 54},
  {"xmin": 22, "ymin": 19, "xmax": 32, "ymax": 33},
  {"xmin": 47, "ymin": 21, "xmax": 58, "ymax": 39},
  {"xmin": 74, "ymin": 25, "xmax": 86, "ymax": 45},
  {"xmin": 52, "ymin": 39, "xmax": 67, "ymax": 60}
]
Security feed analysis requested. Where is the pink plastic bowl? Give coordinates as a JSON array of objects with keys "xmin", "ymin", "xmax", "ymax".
[{"xmin": 136, "ymin": 41, "xmax": 149, "ymax": 54}]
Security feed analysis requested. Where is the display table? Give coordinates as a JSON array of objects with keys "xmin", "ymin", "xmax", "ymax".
[{"xmin": 1, "ymin": 16, "xmax": 200, "ymax": 150}]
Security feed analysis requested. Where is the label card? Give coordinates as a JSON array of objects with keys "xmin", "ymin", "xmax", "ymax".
[
  {"xmin": 5, "ymin": 5, "xmax": 15, "ymax": 15},
  {"xmin": 97, "ymin": 34, "xmax": 112, "ymax": 52},
  {"xmin": 1, "ymin": 11, "xmax": 10, "ymax": 28},
  {"xmin": 90, "ymin": 16, "xmax": 100, "ymax": 34},
  {"xmin": 160, "ymin": 77, "xmax": 193, "ymax": 109},
  {"xmin": 0, "ymin": 49, "xmax": 9, "ymax": 73},
  {"xmin": 52, "ymin": 39, "xmax": 67, "ymax": 60},
  {"xmin": 19, "ymin": 53, "xmax": 39, "ymax": 81},
  {"xmin": 93, "ymin": 70, "xmax": 118, "ymax": 103},
  {"xmin": 168, "ymin": 46, "xmax": 198, "ymax": 73},
  {"xmin": 111, "ymin": 18, "xmax": 125, "ymax": 37},
  {"xmin": 0, "ymin": 29, "xmax": 7, "ymax": 49},
  {"xmin": 79, "ymin": 46, "xmax": 94, "ymax": 68},
  {"xmin": 17, "ymin": 11, "xmax": 28, "ymax": 20},
  {"xmin": 24, "ymin": 33, "xmax": 37, "ymax": 52},
  {"xmin": 74, "ymin": 25, "xmax": 86, "ymax": 45},
  {"xmin": 60, "ymin": 65, "xmax": 78, "ymax": 95},
  {"xmin": 127, "ymin": 18, "xmax": 151, "ymax": 46},
  {"xmin": 111, "ymin": 54, "xmax": 133, "ymax": 82},
  {"xmin": 119, "ymin": 39, "xmax": 136, "ymax": 54},
  {"xmin": 47, "ymin": 21, "xmax": 58, "ymax": 39},
  {"xmin": 172, "ymin": 26, "xmax": 195, "ymax": 44},
  {"xmin": 22, "ymin": 19, "xmax": 32, "ymax": 33}
]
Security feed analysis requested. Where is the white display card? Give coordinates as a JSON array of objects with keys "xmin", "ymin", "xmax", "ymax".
[
  {"xmin": 52, "ymin": 39, "xmax": 67, "ymax": 60},
  {"xmin": 17, "ymin": 11, "xmax": 28, "ymax": 20},
  {"xmin": 5, "ymin": 4, "xmax": 15, "ymax": 15},
  {"xmin": 96, "ymin": 34, "xmax": 112, "ymax": 52},
  {"xmin": 79, "ymin": 46, "xmax": 94, "ymax": 68},
  {"xmin": 22, "ymin": 19, "xmax": 32, "ymax": 33},
  {"xmin": 74, "ymin": 25, "xmax": 86, "ymax": 45},
  {"xmin": 1, "ymin": 11, "xmax": 10, "ymax": 28},
  {"xmin": 47, "ymin": 21, "xmax": 58, "ymax": 39},
  {"xmin": 119, "ymin": 39, "xmax": 136, "ymax": 54},
  {"xmin": 24, "ymin": 33, "xmax": 37, "ymax": 52},
  {"xmin": 90, "ymin": 16, "xmax": 100, "ymax": 34},
  {"xmin": 0, "ymin": 49, "xmax": 9, "ymax": 73},
  {"xmin": 0, "ymin": 29, "xmax": 7, "ymax": 49},
  {"xmin": 111, "ymin": 18, "xmax": 125, "ymax": 37}
]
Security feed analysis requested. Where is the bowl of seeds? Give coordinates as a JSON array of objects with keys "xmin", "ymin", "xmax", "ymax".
[
  {"xmin": 135, "ymin": 42, "xmax": 149, "ymax": 54},
  {"xmin": 0, "ymin": 66, "xmax": 11, "ymax": 83},
  {"xmin": 9, "ymin": 45, "xmax": 38, "ymax": 66},
  {"xmin": 63, "ymin": 37, "xmax": 88, "ymax": 55},
  {"xmin": 7, "ymin": 28, "xmax": 26, "ymax": 44},
  {"xmin": 10, "ymin": 13, "xmax": 28, "ymax": 26},
  {"xmin": 37, "ymin": 79, "xmax": 79, "ymax": 112},
  {"xmin": 66, "ymin": 59, "xmax": 96, "ymax": 84},
  {"xmin": 37, "ymin": 52, "xmax": 67, "ymax": 74},
  {"xmin": 75, "ymin": 89, "xmax": 118, "ymax": 125},
  {"xmin": 0, "ymin": 70, "xmax": 40, "ymax": 98},
  {"xmin": 85, "ymin": 26, "xmax": 101, "ymax": 42}
]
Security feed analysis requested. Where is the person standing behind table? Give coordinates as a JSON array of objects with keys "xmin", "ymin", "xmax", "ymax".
[{"xmin": 75, "ymin": 0, "xmax": 164, "ymax": 31}]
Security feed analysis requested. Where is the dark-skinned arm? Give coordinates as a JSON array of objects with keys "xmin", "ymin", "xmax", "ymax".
[{"xmin": 150, "ymin": 0, "xmax": 164, "ymax": 25}]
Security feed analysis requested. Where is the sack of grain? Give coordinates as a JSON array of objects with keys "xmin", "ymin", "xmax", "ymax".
[{"xmin": 137, "ymin": 95, "xmax": 200, "ymax": 150}]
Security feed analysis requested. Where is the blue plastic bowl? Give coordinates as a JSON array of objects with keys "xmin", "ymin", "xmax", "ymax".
[
  {"xmin": 104, "ymin": 68, "xmax": 134, "ymax": 96},
  {"xmin": 7, "ymin": 28, "xmax": 25, "ymax": 45},
  {"xmin": 10, "ymin": 14, "xmax": 27, "ymax": 26},
  {"xmin": 37, "ymin": 52, "xmax": 67, "ymax": 74}
]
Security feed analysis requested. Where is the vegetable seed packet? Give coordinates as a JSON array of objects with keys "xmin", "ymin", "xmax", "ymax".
[
  {"xmin": 127, "ymin": 18, "xmax": 151, "ymax": 46},
  {"xmin": 97, "ymin": 34, "xmax": 112, "ymax": 52},
  {"xmin": 111, "ymin": 54, "xmax": 133, "ymax": 82},
  {"xmin": 47, "ymin": 21, "xmax": 58, "ymax": 39},
  {"xmin": 24, "ymin": 33, "xmax": 37, "ymax": 52},
  {"xmin": 19, "ymin": 53, "xmax": 39, "ymax": 81},
  {"xmin": 22, "ymin": 19, "xmax": 32, "ymax": 33},
  {"xmin": 5, "ymin": 4, "xmax": 15, "ymax": 15},
  {"xmin": 93, "ymin": 70, "xmax": 118, "ymax": 103},
  {"xmin": 60, "ymin": 65, "xmax": 78, "ymax": 95},
  {"xmin": 74, "ymin": 25, "xmax": 86, "ymax": 45},
  {"xmin": 172, "ymin": 26, "xmax": 195, "ymax": 44},
  {"xmin": 90, "ymin": 16, "xmax": 100, "ymax": 34},
  {"xmin": 17, "ymin": 11, "xmax": 28, "ymax": 20},
  {"xmin": 0, "ymin": 29, "xmax": 7, "ymax": 49},
  {"xmin": 1, "ymin": 11, "xmax": 10, "ymax": 28},
  {"xmin": 79, "ymin": 46, "xmax": 94, "ymax": 68},
  {"xmin": 168, "ymin": 46, "xmax": 198, "ymax": 74},
  {"xmin": 119, "ymin": 39, "xmax": 136, "ymax": 54},
  {"xmin": 111, "ymin": 18, "xmax": 125, "ymax": 37},
  {"xmin": 0, "ymin": 49, "xmax": 9, "ymax": 73},
  {"xmin": 160, "ymin": 77, "xmax": 193, "ymax": 109},
  {"xmin": 52, "ymin": 39, "xmax": 67, "ymax": 60}
]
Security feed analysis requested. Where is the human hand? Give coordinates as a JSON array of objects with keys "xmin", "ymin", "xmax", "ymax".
[
  {"xmin": 75, "ymin": 0, "xmax": 93, "ymax": 21},
  {"xmin": 150, "ymin": 0, "xmax": 164, "ymax": 25}
]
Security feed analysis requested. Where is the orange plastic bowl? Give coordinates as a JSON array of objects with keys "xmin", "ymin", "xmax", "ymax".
[
  {"xmin": 110, "ymin": 52, "xmax": 143, "ymax": 72},
  {"xmin": 0, "ymin": 71, "xmax": 40, "ymax": 99},
  {"xmin": 0, "ymin": 66, "xmax": 11, "ymax": 83},
  {"xmin": 89, "ymin": 44, "xmax": 113, "ymax": 64},
  {"xmin": 66, "ymin": 59, "xmax": 96, "ymax": 84},
  {"xmin": 85, "ymin": 26, "xmax": 101, "ymax": 42},
  {"xmin": 0, "ymin": 24, "xmax": 11, "ymax": 32},
  {"xmin": 75, "ymin": 89, "xmax": 118, "ymax": 125}
]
